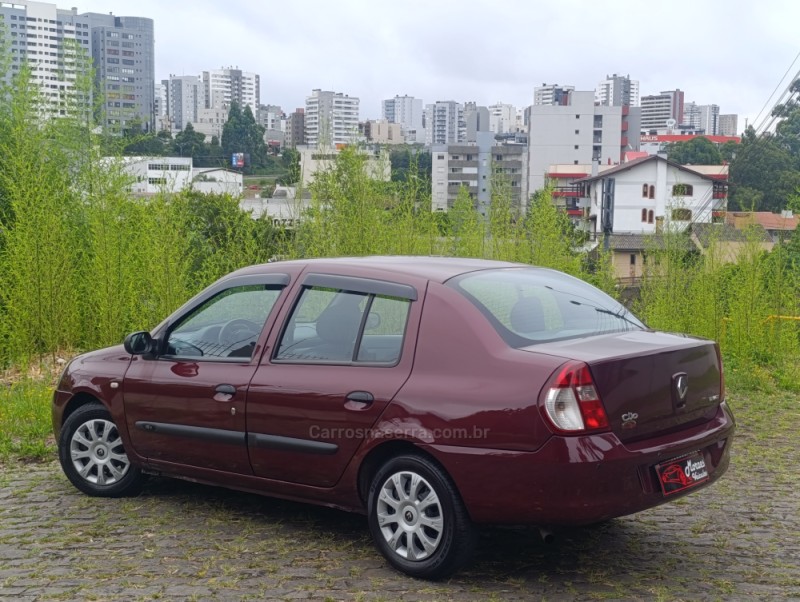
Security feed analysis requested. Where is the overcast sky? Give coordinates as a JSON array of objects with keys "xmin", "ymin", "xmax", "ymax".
[{"xmin": 80, "ymin": 0, "xmax": 800, "ymax": 130}]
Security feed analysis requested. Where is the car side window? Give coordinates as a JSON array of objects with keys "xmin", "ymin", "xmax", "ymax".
[
  {"xmin": 165, "ymin": 285, "xmax": 282, "ymax": 360},
  {"xmin": 275, "ymin": 287, "xmax": 410, "ymax": 364}
]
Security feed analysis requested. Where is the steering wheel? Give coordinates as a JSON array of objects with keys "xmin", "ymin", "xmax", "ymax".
[{"xmin": 218, "ymin": 319, "xmax": 261, "ymax": 347}]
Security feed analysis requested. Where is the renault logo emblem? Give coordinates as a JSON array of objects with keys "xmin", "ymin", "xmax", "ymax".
[{"xmin": 675, "ymin": 373, "xmax": 688, "ymax": 402}]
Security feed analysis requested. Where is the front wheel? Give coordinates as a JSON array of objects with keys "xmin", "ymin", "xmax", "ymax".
[
  {"xmin": 58, "ymin": 403, "xmax": 145, "ymax": 497},
  {"xmin": 367, "ymin": 454, "xmax": 476, "ymax": 579}
]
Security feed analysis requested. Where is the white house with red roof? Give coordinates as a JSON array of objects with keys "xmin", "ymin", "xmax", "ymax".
[{"xmin": 573, "ymin": 155, "xmax": 726, "ymax": 236}]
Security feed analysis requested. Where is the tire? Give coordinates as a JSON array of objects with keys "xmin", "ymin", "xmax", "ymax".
[
  {"xmin": 58, "ymin": 403, "xmax": 145, "ymax": 497},
  {"xmin": 367, "ymin": 454, "xmax": 476, "ymax": 579}
]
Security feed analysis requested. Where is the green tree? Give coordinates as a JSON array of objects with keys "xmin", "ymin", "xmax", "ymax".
[
  {"xmin": 729, "ymin": 127, "xmax": 800, "ymax": 212},
  {"xmin": 279, "ymin": 148, "xmax": 301, "ymax": 185},
  {"xmin": 221, "ymin": 102, "xmax": 268, "ymax": 173},
  {"xmin": 390, "ymin": 147, "xmax": 432, "ymax": 183},
  {"xmin": 123, "ymin": 132, "xmax": 167, "ymax": 156},
  {"xmin": 172, "ymin": 122, "xmax": 206, "ymax": 158},
  {"xmin": 666, "ymin": 136, "xmax": 723, "ymax": 165}
]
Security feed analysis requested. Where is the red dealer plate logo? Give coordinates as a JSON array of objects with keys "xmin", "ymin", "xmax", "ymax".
[{"xmin": 655, "ymin": 452, "xmax": 709, "ymax": 496}]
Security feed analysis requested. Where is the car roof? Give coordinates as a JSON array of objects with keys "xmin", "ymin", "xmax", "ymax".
[{"xmin": 230, "ymin": 256, "xmax": 532, "ymax": 284}]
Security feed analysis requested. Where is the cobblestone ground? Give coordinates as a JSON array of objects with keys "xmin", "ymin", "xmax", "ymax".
[{"xmin": 1, "ymin": 433, "xmax": 798, "ymax": 601}]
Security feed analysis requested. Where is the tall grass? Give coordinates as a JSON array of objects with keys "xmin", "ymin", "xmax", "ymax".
[
  {"xmin": 0, "ymin": 68, "xmax": 797, "ymax": 390},
  {"xmin": 636, "ymin": 226, "xmax": 800, "ymax": 390}
]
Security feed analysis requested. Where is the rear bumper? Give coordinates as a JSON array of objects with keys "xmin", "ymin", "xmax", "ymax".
[{"xmin": 429, "ymin": 401, "xmax": 735, "ymax": 525}]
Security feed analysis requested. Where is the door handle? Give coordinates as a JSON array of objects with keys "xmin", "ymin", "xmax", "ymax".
[
  {"xmin": 344, "ymin": 391, "xmax": 374, "ymax": 410},
  {"xmin": 215, "ymin": 384, "xmax": 236, "ymax": 396}
]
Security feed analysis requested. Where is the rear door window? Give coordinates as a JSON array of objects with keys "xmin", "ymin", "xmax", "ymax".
[{"xmin": 275, "ymin": 287, "xmax": 411, "ymax": 365}]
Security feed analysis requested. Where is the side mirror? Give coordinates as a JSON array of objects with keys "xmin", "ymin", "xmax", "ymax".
[{"xmin": 123, "ymin": 331, "xmax": 154, "ymax": 356}]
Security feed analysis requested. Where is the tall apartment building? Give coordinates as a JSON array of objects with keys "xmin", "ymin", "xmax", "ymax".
[
  {"xmin": 257, "ymin": 104, "xmax": 285, "ymax": 132},
  {"xmin": 382, "ymin": 94, "xmax": 424, "ymax": 143},
  {"xmin": 641, "ymin": 89, "xmax": 685, "ymax": 131},
  {"xmin": 162, "ymin": 75, "xmax": 202, "ymax": 132},
  {"xmin": 683, "ymin": 102, "xmax": 719, "ymax": 135},
  {"xmin": 528, "ymin": 89, "xmax": 641, "ymax": 193},
  {"xmin": 0, "ymin": 1, "xmax": 154, "ymax": 132},
  {"xmin": 304, "ymin": 90, "xmax": 359, "ymax": 147},
  {"xmin": 424, "ymin": 101, "xmax": 466, "ymax": 145},
  {"xmin": 432, "ymin": 132, "xmax": 528, "ymax": 213},
  {"xmin": 202, "ymin": 67, "xmax": 260, "ymax": 113},
  {"xmin": 718, "ymin": 114, "xmax": 739, "ymax": 137},
  {"xmin": 285, "ymin": 108, "xmax": 305, "ymax": 149},
  {"xmin": 596, "ymin": 74, "xmax": 640, "ymax": 107},
  {"xmin": 488, "ymin": 102, "xmax": 517, "ymax": 134},
  {"xmin": 89, "ymin": 13, "xmax": 154, "ymax": 132},
  {"xmin": 533, "ymin": 84, "xmax": 575, "ymax": 106}
]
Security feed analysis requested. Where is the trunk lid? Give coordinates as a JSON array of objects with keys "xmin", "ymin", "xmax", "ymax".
[{"xmin": 525, "ymin": 330, "xmax": 723, "ymax": 442}]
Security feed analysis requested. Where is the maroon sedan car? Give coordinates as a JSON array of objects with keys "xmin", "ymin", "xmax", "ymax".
[{"xmin": 53, "ymin": 256, "xmax": 734, "ymax": 578}]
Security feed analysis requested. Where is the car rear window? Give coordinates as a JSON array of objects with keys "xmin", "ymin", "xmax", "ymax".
[{"xmin": 448, "ymin": 268, "xmax": 645, "ymax": 347}]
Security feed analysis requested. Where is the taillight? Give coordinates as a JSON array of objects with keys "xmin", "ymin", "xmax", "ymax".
[{"xmin": 542, "ymin": 361, "xmax": 609, "ymax": 433}]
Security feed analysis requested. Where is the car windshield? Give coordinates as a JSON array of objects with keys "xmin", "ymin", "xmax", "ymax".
[{"xmin": 448, "ymin": 268, "xmax": 646, "ymax": 347}]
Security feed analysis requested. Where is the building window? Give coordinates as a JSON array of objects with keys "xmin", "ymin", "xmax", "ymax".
[
  {"xmin": 672, "ymin": 208, "xmax": 692, "ymax": 221},
  {"xmin": 575, "ymin": 114, "xmax": 580, "ymax": 119},
  {"xmin": 642, "ymin": 184, "xmax": 648, "ymax": 198},
  {"xmin": 648, "ymin": 210, "xmax": 654, "ymax": 224},
  {"xmin": 437, "ymin": 154, "xmax": 444, "ymax": 160},
  {"xmin": 649, "ymin": 185, "xmax": 655, "ymax": 199},
  {"xmin": 641, "ymin": 208, "xmax": 648, "ymax": 222},
  {"xmin": 574, "ymin": 145, "xmax": 579, "ymax": 150},
  {"xmin": 630, "ymin": 254, "xmax": 636, "ymax": 266},
  {"xmin": 672, "ymin": 184, "xmax": 693, "ymax": 196},
  {"xmin": 575, "ymin": 129, "xmax": 580, "ymax": 134}
]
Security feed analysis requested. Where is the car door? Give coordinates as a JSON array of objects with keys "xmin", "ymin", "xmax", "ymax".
[
  {"xmin": 246, "ymin": 273, "xmax": 423, "ymax": 487},
  {"xmin": 123, "ymin": 274, "xmax": 290, "ymax": 474}
]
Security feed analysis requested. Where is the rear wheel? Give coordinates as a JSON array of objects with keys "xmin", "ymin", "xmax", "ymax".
[
  {"xmin": 58, "ymin": 403, "xmax": 145, "ymax": 497},
  {"xmin": 367, "ymin": 454, "xmax": 476, "ymax": 579}
]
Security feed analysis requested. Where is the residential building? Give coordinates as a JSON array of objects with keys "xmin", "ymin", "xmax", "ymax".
[
  {"xmin": 718, "ymin": 114, "xmax": 739, "ymax": 137},
  {"xmin": 725, "ymin": 210, "xmax": 798, "ymax": 243},
  {"xmin": 574, "ymin": 155, "xmax": 723, "ymax": 239},
  {"xmin": 194, "ymin": 106, "xmax": 227, "ymax": 141},
  {"xmin": 202, "ymin": 67, "xmax": 260, "ymax": 114},
  {"xmin": 0, "ymin": 2, "xmax": 154, "ymax": 131},
  {"xmin": 154, "ymin": 81, "xmax": 168, "ymax": 130},
  {"xmin": 258, "ymin": 104, "xmax": 285, "ymax": 132},
  {"xmin": 596, "ymin": 74, "xmax": 640, "ymax": 107},
  {"xmin": 382, "ymin": 95, "xmax": 425, "ymax": 143},
  {"xmin": 528, "ymin": 90, "xmax": 641, "ymax": 193},
  {"xmin": 304, "ymin": 89, "xmax": 360, "ymax": 148},
  {"xmin": 641, "ymin": 89, "xmax": 685, "ymax": 131},
  {"xmin": 297, "ymin": 146, "xmax": 389, "ymax": 187},
  {"xmin": 163, "ymin": 75, "xmax": 202, "ymax": 132},
  {"xmin": 690, "ymin": 222, "xmax": 773, "ymax": 263},
  {"xmin": 364, "ymin": 120, "xmax": 403, "ymax": 144},
  {"xmin": 488, "ymin": 102, "xmax": 517, "ymax": 134},
  {"xmin": 464, "ymin": 102, "xmax": 490, "ymax": 143},
  {"xmin": 89, "ymin": 13, "xmax": 154, "ymax": 132},
  {"xmin": 424, "ymin": 101, "xmax": 466, "ymax": 145},
  {"xmin": 285, "ymin": 108, "xmax": 305, "ymax": 149},
  {"xmin": 432, "ymin": 133, "xmax": 527, "ymax": 213},
  {"xmin": 533, "ymin": 84, "xmax": 575, "ymax": 106},
  {"xmin": 683, "ymin": 103, "xmax": 720, "ymax": 135}
]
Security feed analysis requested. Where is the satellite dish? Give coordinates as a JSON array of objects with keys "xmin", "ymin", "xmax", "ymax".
[{"xmin": 666, "ymin": 118, "xmax": 677, "ymax": 129}]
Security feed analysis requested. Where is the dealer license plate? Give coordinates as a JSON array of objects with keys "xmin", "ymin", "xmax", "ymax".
[{"xmin": 655, "ymin": 452, "xmax": 709, "ymax": 496}]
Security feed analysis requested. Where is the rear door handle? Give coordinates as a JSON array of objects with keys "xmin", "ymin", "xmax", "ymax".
[
  {"xmin": 215, "ymin": 384, "xmax": 236, "ymax": 396},
  {"xmin": 344, "ymin": 391, "xmax": 374, "ymax": 410}
]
